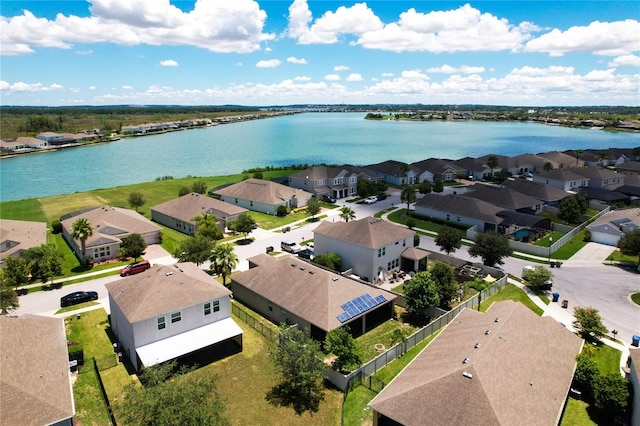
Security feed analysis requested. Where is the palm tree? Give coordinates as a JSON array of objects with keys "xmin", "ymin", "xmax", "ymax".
[
  {"xmin": 209, "ymin": 243, "xmax": 238, "ymax": 287},
  {"xmin": 193, "ymin": 212, "xmax": 219, "ymax": 240},
  {"xmin": 486, "ymin": 155, "xmax": 499, "ymax": 178},
  {"xmin": 71, "ymin": 217, "xmax": 93, "ymax": 262},
  {"xmin": 400, "ymin": 185, "xmax": 416, "ymax": 214},
  {"xmin": 575, "ymin": 150, "xmax": 583, "ymax": 168},
  {"xmin": 339, "ymin": 206, "xmax": 356, "ymax": 222}
]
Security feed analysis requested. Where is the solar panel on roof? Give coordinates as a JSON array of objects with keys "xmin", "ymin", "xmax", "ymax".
[
  {"xmin": 337, "ymin": 312, "xmax": 351, "ymax": 323},
  {"xmin": 374, "ymin": 294, "xmax": 387, "ymax": 304}
]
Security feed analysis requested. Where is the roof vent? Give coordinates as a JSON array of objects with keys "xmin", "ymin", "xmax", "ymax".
[
  {"xmin": 463, "ymin": 358, "xmax": 469, "ymax": 364},
  {"xmin": 332, "ymin": 277, "xmax": 339, "ymax": 281},
  {"xmin": 166, "ymin": 272, "xmax": 173, "ymax": 276},
  {"xmin": 300, "ymin": 266, "xmax": 305, "ymax": 270},
  {"xmin": 463, "ymin": 372, "xmax": 473, "ymax": 379},
  {"xmin": 495, "ymin": 317, "xmax": 501, "ymax": 322},
  {"xmin": 291, "ymin": 263, "xmax": 296, "ymax": 267},
  {"xmin": 485, "ymin": 329, "xmax": 491, "ymax": 335},
  {"xmin": 474, "ymin": 343, "xmax": 481, "ymax": 349},
  {"xmin": 309, "ymin": 271, "xmax": 314, "ymax": 274}
]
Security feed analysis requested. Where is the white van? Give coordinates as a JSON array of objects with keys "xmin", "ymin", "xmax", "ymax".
[{"xmin": 281, "ymin": 240, "xmax": 302, "ymax": 253}]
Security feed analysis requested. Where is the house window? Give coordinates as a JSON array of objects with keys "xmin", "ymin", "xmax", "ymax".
[
  {"xmin": 350, "ymin": 176, "xmax": 356, "ymax": 183},
  {"xmin": 446, "ymin": 214, "xmax": 450, "ymax": 221},
  {"xmin": 334, "ymin": 178, "xmax": 340, "ymax": 185},
  {"xmin": 235, "ymin": 198, "xmax": 238, "ymax": 204},
  {"xmin": 213, "ymin": 300, "xmax": 220, "ymax": 312},
  {"xmin": 268, "ymin": 304, "xmax": 273, "ymax": 311},
  {"xmin": 204, "ymin": 302, "xmax": 211, "ymax": 316},
  {"xmin": 170, "ymin": 311, "xmax": 181, "ymax": 323},
  {"xmin": 157, "ymin": 316, "xmax": 166, "ymax": 330},
  {"xmin": 403, "ymin": 239, "xmax": 406, "ymax": 247},
  {"xmin": 250, "ymin": 201, "xmax": 253, "ymax": 207},
  {"xmin": 378, "ymin": 247, "xmax": 385, "ymax": 257},
  {"xmin": 457, "ymin": 216, "xmax": 461, "ymax": 222}
]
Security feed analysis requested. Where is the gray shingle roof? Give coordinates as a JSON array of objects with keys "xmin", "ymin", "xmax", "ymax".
[
  {"xmin": 213, "ymin": 178, "xmax": 312, "ymax": 205},
  {"xmin": 415, "ymin": 193, "xmax": 504, "ymax": 225},
  {"xmin": 231, "ymin": 255, "xmax": 396, "ymax": 331},
  {"xmin": 369, "ymin": 301, "xmax": 583, "ymax": 426},
  {"xmin": 106, "ymin": 263, "xmax": 231, "ymax": 323},
  {"xmin": 466, "ymin": 184, "xmax": 542, "ymax": 210},
  {"xmin": 535, "ymin": 168, "xmax": 586, "ymax": 182},
  {"xmin": 150, "ymin": 192, "xmax": 247, "ymax": 222},
  {"xmin": 501, "ymin": 179, "xmax": 570, "ymax": 202},
  {"xmin": 314, "ymin": 216, "xmax": 415, "ymax": 249},
  {"xmin": 0, "ymin": 315, "xmax": 75, "ymax": 425},
  {"xmin": 573, "ymin": 167, "xmax": 621, "ymax": 180}
]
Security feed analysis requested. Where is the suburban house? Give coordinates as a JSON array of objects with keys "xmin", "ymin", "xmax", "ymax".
[
  {"xmin": 452, "ymin": 157, "xmax": 493, "ymax": 180},
  {"xmin": 475, "ymin": 154, "xmax": 521, "ymax": 176},
  {"xmin": 532, "ymin": 169, "xmax": 589, "ymax": 191},
  {"xmin": 410, "ymin": 158, "xmax": 466, "ymax": 182},
  {"xmin": 365, "ymin": 160, "xmax": 418, "ymax": 186},
  {"xmin": 61, "ymin": 206, "xmax": 161, "ymax": 263},
  {"xmin": 617, "ymin": 161, "xmax": 640, "ymax": 175},
  {"xmin": 368, "ymin": 300, "xmax": 583, "ymax": 426},
  {"xmin": 465, "ymin": 184, "xmax": 543, "ymax": 213},
  {"xmin": 501, "ymin": 179, "xmax": 571, "ymax": 207},
  {"xmin": 288, "ymin": 166, "xmax": 360, "ymax": 200},
  {"xmin": 313, "ymin": 216, "xmax": 418, "ymax": 282},
  {"xmin": 105, "ymin": 263, "xmax": 243, "ymax": 371},
  {"xmin": 538, "ymin": 151, "xmax": 582, "ymax": 169},
  {"xmin": 586, "ymin": 207, "xmax": 640, "ymax": 246},
  {"xmin": 150, "ymin": 192, "xmax": 247, "ymax": 234},
  {"xmin": 0, "ymin": 219, "xmax": 47, "ymax": 266},
  {"xmin": 212, "ymin": 178, "xmax": 313, "ymax": 215},
  {"xmin": 627, "ymin": 349, "xmax": 640, "ymax": 426},
  {"xmin": 230, "ymin": 254, "xmax": 397, "ymax": 341},
  {"xmin": 510, "ymin": 153, "xmax": 551, "ymax": 174},
  {"xmin": 0, "ymin": 315, "xmax": 76, "ymax": 426},
  {"xmin": 615, "ymin": 173, "xmax": 640, "ymax": 200},
  {"xmin": 414, "ymin": 193, "xmax": 504, "ymax": 232},
  {"xmin": 573, "ymin": 167, "xmax": 624, "ymax": 189}
]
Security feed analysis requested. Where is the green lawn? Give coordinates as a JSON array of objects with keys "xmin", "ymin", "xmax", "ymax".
[
  {"xmin": 551, "ymin": 230, "xmax": 589, "ymax": 260},
  {"xmin": 533, "ymin": 230, "xmax": 565, "ymax": 247},
  {"xmin": 589, "ymin": 343, "xmax": 621, "ymax": 375},
  {"xmin": 561, "ymin": 398, "xmax": 597, "ymax": 426},
  {"xmin": 355, "ymin": 319, "xmax": 418, "ymax": 362},
  {"xmin": 479, "ymin": 283, "xmax": 544, "ymax": 316},
  {"xmin": 386, "ymin": 210, "xmax": 468, "ymax": 235},
  {"xmin": 631, "ymin": 293, "xmax": 640, "ymax": 306}
]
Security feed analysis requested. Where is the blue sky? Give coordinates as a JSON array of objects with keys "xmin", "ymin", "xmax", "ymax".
[{"xmin": 1, "ymin": 1, "xmax": 639, "ymax": 106}]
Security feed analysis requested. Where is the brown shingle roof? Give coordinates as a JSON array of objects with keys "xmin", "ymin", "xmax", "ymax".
[
  {"xmin": 231, "ymin": 255, "xmax": 396, "ymax": 331},
  {"xmin": 369, "ymin": 301, "xmax": 583, "ymax": 426},
  {"xmin": 0, "ymin": 219, "xmax": 47, "ymax": 262},
  {"xmin": 213, "ymin": 178, "xmax": 312, "ymax": 205},
  {"xmin": 314, "ymin": 216, "xmax": 414, "ymax": 249},
  {"xmin": 0, "ymin": 315, "xmax": 75, "ymax": 425},
  {"xmin": 106, "ymin": 263, "xmax": 231, "ymax": 323},
  {"xmin": 150, "ymin": 192, "xmax": 247, "ymax": 222}
]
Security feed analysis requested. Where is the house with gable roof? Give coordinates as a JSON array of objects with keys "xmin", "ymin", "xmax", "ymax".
[
  {"xmin": 0, "ymin": 315, "xmax": 76, "ymax": 426},
  {"xmin": 230, "ymin": 254, "xmax": 397, "ymax": 341},
  {"xmin": 106, "ymin": 262, "xmax": 242, "ymax": 371},
  {"xmin": 0, "ymin": 219, "xmax": 47, "ymax": 266},
  {"xmin": 586, "ymin": 207, "xmax": 640, "ymax": 246},
  {"xmin": 313, "ymin": 216, "xmax": 420, "ymax": 282},
  {"xmin": 510, "ymin": 153, "xmax": 551, "ymax": 175},
  {"xmin": 212, "ymin": 178, "xmax": 313, "ymax": 215},
  {"xmin": 465, "ymin": 184, "xmax": 543, "ymax": 214},
  {"xmin": 415, "ymin": 193, "xmax": 505, "ymax": 232},
  {"xmin": 501, "ymin": 179, "xmax": 571, "ymax": 207},
  {"xmin": 150, "ymin": 192, "xmax": 247, "ymax": 235},
  {"xmin": 368, "ymin": 300, "xmax": 583, "ymax": 426},
  {"xmin": 532, "ymin": 169, "xmax": 589, "ymax": 191},
  {"xmin": 61, "ymin": 206, "xmax": 161, "ymax": 263},
  {"xmin": 365, "ymin": 160, "xmax": 418, "ymax": 186},
  {"xmin": 410, "ymin": 158, "xmax": 466, "ymax": 182},
  {"xmin": 288, "ymin": 165, "xmax": 359, "ymax": 200},
  {"xmin": 538, "ymin": 151, "xmax": 583, "ymax": 169},
  {"xmin": 573, "ymin": 167, "xmax": 624, "ymax": 189}
]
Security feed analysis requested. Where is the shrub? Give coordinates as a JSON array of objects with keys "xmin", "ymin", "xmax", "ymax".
[
  {"xmin": 68, "ymin": 343, "xmax": 84, "ymax": 365},
  {"xmin": 51, "ymin": 220, "xmax": 62, "ymax": 234},
  {"xmin": 276, "ymin": 205, "xmax": 288, "ymax": 217},
  {"xmin": 405, "ymin": 217, "xmax": 417, "ymax": 229}
]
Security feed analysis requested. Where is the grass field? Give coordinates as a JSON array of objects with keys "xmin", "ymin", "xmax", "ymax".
[{"xmin": 479, "ymin": 283, "xmax": 544, "ymax": 316}]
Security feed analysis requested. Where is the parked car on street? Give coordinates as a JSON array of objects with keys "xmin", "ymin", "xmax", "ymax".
[
  {"xmin": 376, "ymin": 193, "xmax": 388, "ymax": 201},
  {"xmin": 364, "ymin": 196, "xmax": 378, "ymax": 204},
  {"xmin": 281, "ymin": 240, "xmax": 302, "ymax": 253},
  {"xmin": 120, "ymin": 260, "xmax": 151, "ymax": 277},
  {"xmin": 298, "ymin": 248, "xmax": 314, "ymax": 260},
  {"xmin": 60, "ymin": 291, "xmax": 98, "ymax": 307}
]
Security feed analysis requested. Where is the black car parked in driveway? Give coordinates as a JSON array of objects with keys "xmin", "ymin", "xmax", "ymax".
[
  {"xmin": 60, "ymin": 291, "xmax": 98, "ymax": 307},
  {"xmin": 376, "ymin": 193, "xmax": 387, "ymax": 201}
]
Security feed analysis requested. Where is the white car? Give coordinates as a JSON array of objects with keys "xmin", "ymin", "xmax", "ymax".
[{"xmin": 364, "ymin": 196, "xmax": 378, "ymax": 204}]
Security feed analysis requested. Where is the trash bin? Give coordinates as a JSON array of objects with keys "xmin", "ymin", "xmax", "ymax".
[
  {"xmin": 550, "ymin": 261, "xmax": 556, "ymax": 268},
  {"xmin": 633, "ymin": 335, "xmax": 640, "ymax": 347},
  {"xmin": 552, "ymin": 293, "xmax": 560, "ymax": 302},
  {"xmin": 561, "ymin": 300, "xmax": 568, "ymax": 309}
]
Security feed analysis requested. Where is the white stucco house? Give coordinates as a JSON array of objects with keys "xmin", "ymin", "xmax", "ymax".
[
  {"xmin": 586, "ymin": 207, "xmax": 640, "ymax": 246},
  {"xmin": 106, "ymin": 263, "xmax": 243, "ymax": 371},
  {"xmin": 212, "ymin": 178, "xmax": 313, "ymax": 215},
  {"xmin": 313, "ymin": 216, "xmax": 418, "ymax": 282},
  {"xmin": 533, "ymin": 169, "xmax": 589, "ymax": 191}
]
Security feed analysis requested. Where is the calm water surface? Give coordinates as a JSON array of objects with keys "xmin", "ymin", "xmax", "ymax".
[{"xmin": 1, "ymin": 113, "xmax": 639, "ymax": 202}]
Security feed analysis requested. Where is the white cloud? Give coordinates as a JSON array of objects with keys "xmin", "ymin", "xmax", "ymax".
[
  {"xmin": 122, "ymin": 85, "xmax": 134, "ymax": 90},
  {"xmin": 608, "ymin": 54, "xmax": 640, "ymax": 68},
  {"xmin": 1, "ymin": 0, "xmax": 274, "ymax": 55},
  {"xmin": 324, "ymin": 74, "xmax": 341, "ymax": 81},
  {"xmin": 334, "ymin": 65, "xmax": 350, "ymax": 71},
  {"xmin": 0, "ymin": 80, "xmax": 64, "ymax": 92},
  {"xmin": 89, "ymin": 86, "xmax": 96, "ymax": 90},
  {"xmin": 381, "ymin": 72, "xmax": 395, "ymax": 77},
  {"xmin": 401, "ymin": 70, "xmax": 429, "ymax": 80},
  {"xmin": 287, "ymin": 56, "xmax": 307, "ymax": 64},
  {"xmin": 256, "ymin": 59, "xmax": 282, "ymax": 68},
  {"xmin": 524, "ymin": 19, "xmax": 640, "ymax": 56},
  {"xmin": 346, "ymin": 73, "xmax": 363, "ymax": 81},
  {"xmin": 160, "ymin": 59, "xmax": 178, "ymax": 67},
  {"xmin": 287, "ymin": 0, "xmax": 383, "ymax": 44},
  {"xmin": 426, "ymin": 65, "xmax": 485, "ymax": 74},
  {"xmin": 294, "ymin": 76, "xmax": 311, "ymax": 81},
  {"xmin": 75, "ymin": 49, "xmax": 92, "ymax": 55}
]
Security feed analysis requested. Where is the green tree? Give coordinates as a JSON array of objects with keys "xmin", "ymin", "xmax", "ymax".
[
  {"xmin": 432, "ymin": 178, "xmax": 444, "ymax": 193},
  {"xmin": 192, "ymin": 180, "xmax": 208, "ymax": 194},
  {"xmin": 128, "ymin": 191, "xmax": 146, "ymax": 213},
  {"xmin": 617, "ymin": 228, "xmax": 640, "ymax": 265},
  {"xmin": 23, "ymin": 244, "xmax": 63, "ymax": 283},
  {"xmin": 405, "ymin": 217, "xmax": 416, "ymax": 229},
  {"xmin": 173, "ymin": 235, "xmax": 214, "ymax": 266},
  {"xmin": 357, "ymin": 179, "xmax": 375, "ymax": 198},
  {"xmin": 115, "ymin": 361, "xmax": 229, "ymax": 426},
  {"xmin": 468, "ymin": 231, "xmax": 513, "ymax": 267},
  {"xmin": 276, "ymin": 205, "xmax": 288, "ymax": 217},
  {"xmin": 228, "ymin": 213, "xmax": 256, "ymax": 242},
  {"xmin": 71, "ymin": 217, "xmax": 93, "ymax": 261},
  {"xmin": 209, "ymin": 243, "xmax": 238, "ymax": 286},
  {"xmin": 572, "ymin": 306, "xmax": 608, "ymax": 342},
  {"xmin": 313, "ymin": 253, "xmax": 342, "ymax": 271},
  {"xmin": 0, "ymin": 268, "xmax": 20, "ymax": 315},
  {"xmin": 339, "ymin": 206, "xmax": 355, "ymax": 222},
  {"xmin": 193, "ymin": 213, "xmax": 222, "ymax": 241},
  {"xmin": 558, "ymin": 194, "xmax": 587, "ymax": 224},
  {"xmin": 2, "ymin": 256, "xmax": 30, "ymax": 288},
  {"xmin": 430, "ymin": 262, "xmax": 459, "ymax": 309},
  {"xmin": 119, "ymin": 233, "xmax": 147, "ymax": 261},
  {"xmin": 435, "ymin": 226, "xmax": 462, "ymax": 254},
  {"xmin": 543, "ymin": 161, "xmax": 554, "ymax": 171},
  {"xmin": 400, "ymin": 185, "xmax": 416, "ymax": 213},
  {"xmin": 178, "ymin": 186, "xmax": 191, "ymax": 197},
  {"xmin": 486, "ymin": 155, "xmax": 499, "ymax": 178},
  {"xmin": 418, "ymin": 180, "xmax": 432, "ymax": 194},
  {"xmin": 324, "ymin": 327, "xmax": 362, "ymax": 373},
  {"xmin": 404, "ymin": 271, "xmax": 440, "ymax": 314},
  {"xmin": 306, "ymin": 197, "xmax": 321, "ymax": 220},
  {"xmin": 592, "ymin": 372, "xmax": 630, "ymax": 416},
  {"xmin": 521, "ymin": 265, "xmax": 553, "ymax": 289},
  {"xmin": 266, "ymin": 326, "xmax": 325, "ymax": 415},
  {"xmin": 574, "ymin": 353, "xmax": 600, "ymax": 399}
]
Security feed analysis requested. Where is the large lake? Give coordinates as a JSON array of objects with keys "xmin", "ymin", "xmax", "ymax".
[{"xmin": 1, "ymin": 112, "xmax": 639, "ymax": 202}]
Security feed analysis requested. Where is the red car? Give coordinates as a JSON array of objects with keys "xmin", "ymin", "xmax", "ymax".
[{"xmin": 120, "ymin": 260, "xmax": 151, "ymax": 276}]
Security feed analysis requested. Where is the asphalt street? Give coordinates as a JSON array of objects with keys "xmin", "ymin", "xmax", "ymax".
[{"xmin": 14, "ymin": 189, "xmax": 640, "ymax": 346}]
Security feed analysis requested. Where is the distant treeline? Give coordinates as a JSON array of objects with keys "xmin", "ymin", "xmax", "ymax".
[{"xmin": 242, "ymin": 163, "xmax": 339, "ymax": 174}]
